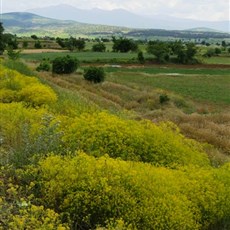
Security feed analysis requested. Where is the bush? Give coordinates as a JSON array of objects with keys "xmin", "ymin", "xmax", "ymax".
[
  {"xmin": 92, "ymin": 42, "xmax": 106, "ymax": 52},
  {"xmin": 137, "ymin": 51, "xmax": 145, "ymax": 64},
  {"xmin": 36, "ymin": 59, "xmax": 51, "ymax": 72},
  {"xmin": 159, "ymin": 94, "xmax": 170, "ymax": 104},
  {"xmin": 0, "ymin": 65, "xmax": 57, "ymax": 106},
  {"xmin": 34, "ymin": 40, "xmax": 42, "ymax": 49},
  {"xmin": 52, "ymin": 55, "xmax": 79, "ymax": 74},
  {"xmin": 83, "ymin": 67, "xmax": 105, "ymax": 83}
]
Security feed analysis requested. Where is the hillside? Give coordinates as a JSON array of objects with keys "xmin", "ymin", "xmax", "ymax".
[
  {"xmin": 27, "ymin": 4, "xmax": 230, "ymax": 32},
  {"xmin": 1, "ymin": 12, "xmax": 130, "ymax": 37},
  {"xmin": 0, "ymin": 57, "xmax": 230, "ymax": 229},
  {"xmin": 2, "ymin": 12, "xmax": 230, "ymax": 39}
]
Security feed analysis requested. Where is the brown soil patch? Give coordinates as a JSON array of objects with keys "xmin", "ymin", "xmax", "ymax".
[{"xmin": 21, "ymin": 49, "xmax": 67, "ymax": 54}]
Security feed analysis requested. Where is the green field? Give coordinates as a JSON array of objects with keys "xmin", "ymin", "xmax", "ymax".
[{"xmin": 20, "ymin": 51, "xmax": 148, "ymax": 62}]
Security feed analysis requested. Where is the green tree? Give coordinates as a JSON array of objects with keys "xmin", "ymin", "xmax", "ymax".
[
  {"xmin": 3, "ymin": 33, "xmax": 18, "ymax": 49},
  {"xmin": 137, "ymin": 51, "xmax": 145, "ymax": 64},
  {"xmin": 52, "ymin": 55, "xmax": 79, "ymax": 74},
  {"xmin": 147, "ymin": 41, "xmax": 170, "ymax": 63},
  {"xmin": 7, "ymin": 46, "xmax": 21, "ymax": 60},
  {"xmin": 84, "ymin": 67, "xmax": 105, "ymax": 83},
  {"xmin": 74, "ymin": 38, "xmax": 85, "ymax": 51},
  {"xmin": 34, "ymin": 40, "xmax": 42, "ymax": 49},
  {"xmin": 0, "ymin": 22, "xmax": 6, "ymax": 55},
  {"xmin": 215, "ymin": 47, "xmax": 222, "ymax": 55},
  {"xmin": 22, "ymin": 41, "xmax": 29, "ymax": 48},
  {"xmin": 92, "ymin": 42, "xmax": 106, "ymax": 52},
  {"xmin": 31, "ymin": 34, "xmax": 38, "ymax": 40},
  {"xmin": 113, "ymin": 37, "xmax": 138, "ymax": 53}
]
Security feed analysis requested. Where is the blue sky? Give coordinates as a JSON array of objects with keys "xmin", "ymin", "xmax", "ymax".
[{"xmin": 1, "ymin": 0, "xmax": 229, "ymax": 21}]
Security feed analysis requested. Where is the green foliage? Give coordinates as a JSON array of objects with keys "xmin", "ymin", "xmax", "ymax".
[
  {"xmin": 147, "ymin": 41, "xmax": 170, "ymax": 63},
  {"xmin": 84, "ymin": 67, "xmax": 105, "ymax": 83},
  {"xmin": 22, "ymin": 41, "xmax": 28, "ymax": 48},
  {"xmin": 0, "ymin": 22, "xmax": 6, "ymax": 55},
  {"xmin": 159, "ymin": 94, "xmax": 170, "ymax": 104},
  {"xmin": 92, "ymin": 42, "xmax": 106, "ymax": 52},
  {"xmin": 34, "ymin": 40, "xmax": 42, "ymax": 49},
  {"xmin": 7, "ymin": 47, "xmax": 21, "ymax": 60},
  {"xmin": 215, "ymin": 47, "xmax": 222, "ymax": 55},
  {"xmin": 52, "ymin": 55, "xmax": 79, "ymax": 74},
  {"xmin": 36, "ymin": 58, "xmax": 51, "ymax": 72},
  {"xmin": 113, "ymin": 37, "xmax": 138, "ymax": 53},
  {"xmin": 31, "ymin": 34, "xmax": 38, "ymax": 40},
  {"xmin": 137, "ymin": 51, "xmax": 145, "ymax": 64}
]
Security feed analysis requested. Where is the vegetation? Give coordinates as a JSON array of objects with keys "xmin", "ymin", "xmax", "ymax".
[
  {"xmin": 92, "ymin": 42, "xmax": 106, "ymax": 52},
  {"xmin": 0, "ymin": 14, "xmax": 230, "ymax": 227},
  {"xmin": 112, "ymin": 37, "xmax": 138, "ymax": 53},
  {"xmin": 52, "ymin": 55, "xmax": 79, "ymax": 74},
  {"xmin": 84, "ymin": 67, "xmax": 105, "ymax": 83},
  {"xmin": 36, "ymin": 58, "xmax": 51, "ymax": 72}
]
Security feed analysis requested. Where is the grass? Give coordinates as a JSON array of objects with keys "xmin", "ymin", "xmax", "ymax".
[
  {"xmin": 106, "ymin": 69, "xmax": 230, "ymax": 104},
  {"xmin": 203, "ymin": 56, "xmax": 230, "ymax": 64},
  {"xmin": 20, "ymin": 51, "xmax": 146, "ymax": 63}
]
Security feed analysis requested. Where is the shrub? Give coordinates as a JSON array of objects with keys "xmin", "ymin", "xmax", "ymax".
[
  {"xmin": 62, "ymin": 112, "xmax": 210, "ymax": 167},
  {"xmin": 0, "ymin": 65, "xmax": 57, "ymax": 106},
  {"xmin": 52, "ymin": 55, "xmax": 79, "ymax": 74},
  {"xmin": 34, "ymin": 40, "xmax": 42, "ymax": 49},
  {"xmin": 137, "ymin": 51, "xmax": 145, "ymax": 64},
  {"xmin": 159, "ymin": 94, "xmax": 170, "ymax": 104},
  {"xmin": 83, "ymin": 67, "xmax": 105, "ymax": 83},
  {"xmin": 36, "ymin": 59, "xmax": 51, "ymax": 72},
  {"xmin": 92, "ymin": 42, "xmax": 106, "ymax": 52},
  {"xmin": 22, "ymin": 153, "xmax": 230, "ymax": 229}
]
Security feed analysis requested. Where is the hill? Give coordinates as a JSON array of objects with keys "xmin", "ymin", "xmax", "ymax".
[
  {"xmin": 1, "ymin": 12, "xmax": 230, "ymax": 39},
  {"xmin": 27, "ymin": 4, "xmax": 230, "ymax": 32}
]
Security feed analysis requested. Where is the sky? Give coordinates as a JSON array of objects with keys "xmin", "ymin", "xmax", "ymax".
[{"xmin": 1, "ymin": 0, "xmax": 229, "ymax": 21}]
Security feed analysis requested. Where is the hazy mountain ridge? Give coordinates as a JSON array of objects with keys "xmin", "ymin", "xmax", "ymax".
[
  {"xmin": 26, "ymin": 4, "xmax": 230, "ymax": 32},
  {"xmin": 1, "ymin": 12, "xmax": 229, "ymax": 39}
]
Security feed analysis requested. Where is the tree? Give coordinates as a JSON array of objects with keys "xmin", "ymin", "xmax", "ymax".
[
  {"xmin": 31, "ymin": 34, "xmax": 38, "ymax": 40},
  {"xmin": 113, "ymin": 37, "xmax": 138, "ymax": 53},
  {"xmin": 34, "ymin": 40, "xmax": 42, "ymax": 49},
  {"xmin": 7, "ymin": 47, "xmax": 21, "ymax": 60},
  {"xmin": 52, "ymin": 55, "xmax": 79, "ymax": 74},
  {"xmin": 83, "ymin": 67, "xmax": 105, "ymax": 83},
  {"xmin": 147, "ymin": 41, "xmax": 170, "ymax": 63},
  {"xmin": 215, "ymin": 47, "xmax": 221, "ymax": 55},
  {"xmin": 3, "ymin": 33, "xmax": 18, "ymax": 49},
  {"xmin": 75, "ymin": 38, "xmax": 86, "ymax": 51},
  {"xmin": 137, "ymin": 51, "xmax": 145, "ymax": 64},
  {"xmin": 0, "ymin": 23, "xmax": 6, "ymax": 55},
  {"xmin": 221, "ymin": 40, "xmax": 226, "ymax": 48},
  {"xmin": 92, "ymin": 42, "xmax": 106, "ymax": 52}
]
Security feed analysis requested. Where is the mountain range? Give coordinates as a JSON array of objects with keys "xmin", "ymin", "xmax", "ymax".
[
  {"xmin": 26, "ymin": 4, "xmax": 229, "ymax": 32},
  {"xmin": 1, "ymin": 12, "xmax": 229, "ymax": 39}
]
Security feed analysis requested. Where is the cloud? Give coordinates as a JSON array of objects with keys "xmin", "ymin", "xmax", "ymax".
[{"xmin": 1, "ymin": 0, "xmax": 229, "ymax": 21}]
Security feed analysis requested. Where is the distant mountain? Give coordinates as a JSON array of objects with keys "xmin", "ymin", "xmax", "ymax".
[
  {"xmin": 1, "ymin": 12, "xmax": 130, "ymax": 37},
  {"xmin": 1, "ymin": 12, "xmax": 229, "ymax": 40},
  {"xmin": 27, "ymin": 4, "xmax": 230, "ymax": 32}
]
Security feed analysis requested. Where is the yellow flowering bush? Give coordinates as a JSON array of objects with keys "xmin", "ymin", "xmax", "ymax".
[
  {"xmin": 0, "ymin": 166, "xmax": 69, "ymax": 230},
  {"xmin": 62, "ymin": 112, "xmax": 210, "ymax": 167},
  {"xmin": 0, "ymin": 65, "xmax": 57, "ymax": 106},
  {"xmin": 22, "ymin": 153, "xmax": 229, "ymax": 230}
]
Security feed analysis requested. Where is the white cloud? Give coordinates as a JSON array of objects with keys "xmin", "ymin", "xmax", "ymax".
[{"xmin": 1, "ymin": 0, "xmax": 229, "ymax": 21}]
